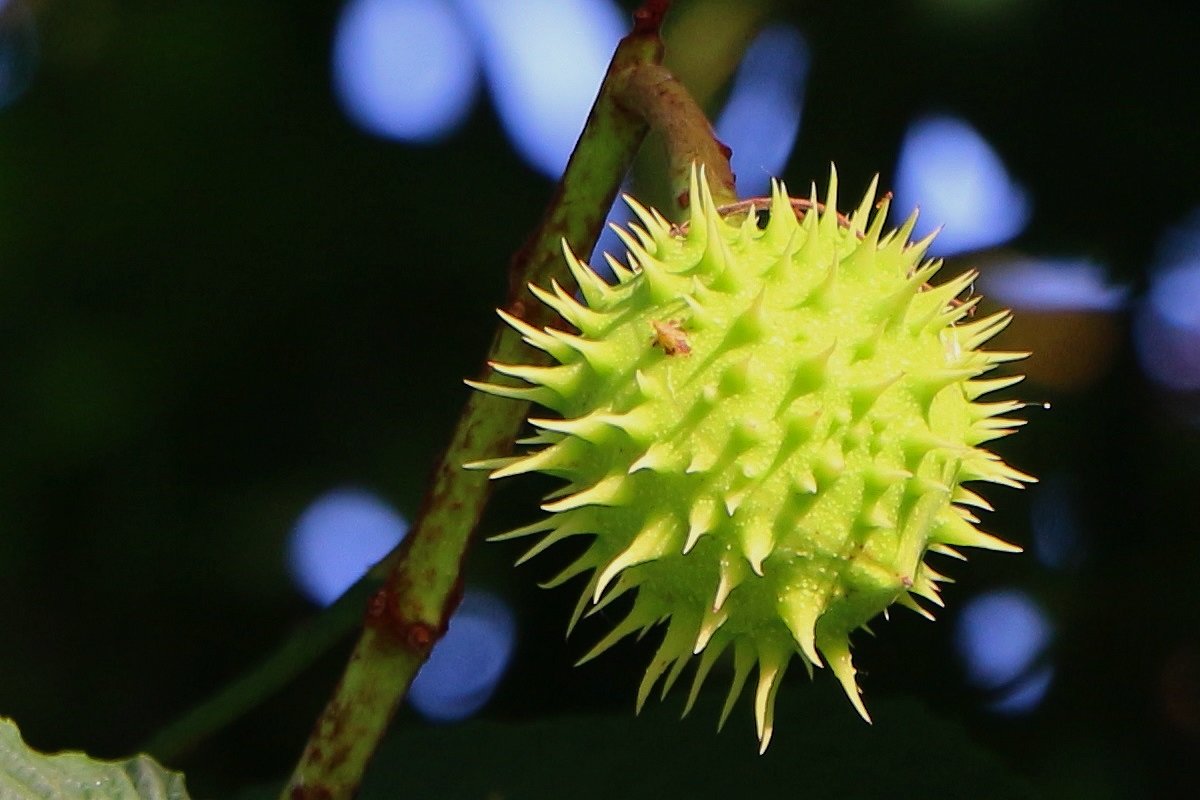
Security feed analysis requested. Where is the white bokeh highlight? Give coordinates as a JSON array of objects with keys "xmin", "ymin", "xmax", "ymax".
[
  {"xmin": 332, "ymin": 0, "xmax": 479, "ymax": 142},
  {"xmin": 455, "ymin": 0, "xmax": 625, "ymax": 177},
  {"xmin": 714, "ymin": 25, "xmax": 809, "ymax": 197},
  {"xmin": 1136, "ymin": 209, "xmax": 1200, "ymax": 391},
  {"xmin": 956, "ymin": 588, "xmax": 1054, "ymax": 714},
  {"xmin": 409, "ymin": 589, "xmax": 516, "ymax": 722},
  {"xmin": 287, "ymin": 488, "xmax": 409, "ymax": 606},
  {"xmin": 893, "ymin": 115, "xmax": 1031, "ymax": 256},
  {"xmin": 979, "ymin": 257, "xmax": 1127, "ymax": 313}
]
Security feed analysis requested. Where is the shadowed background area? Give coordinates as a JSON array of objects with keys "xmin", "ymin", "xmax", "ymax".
[{"xmin": 0, "ymin": 1, "xmax": 1196, "ymax": 797}]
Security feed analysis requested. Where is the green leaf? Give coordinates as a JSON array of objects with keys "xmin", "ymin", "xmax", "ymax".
[{"xmin": 0, "ymin": 719, "xmax": 190, "ymax": 800}]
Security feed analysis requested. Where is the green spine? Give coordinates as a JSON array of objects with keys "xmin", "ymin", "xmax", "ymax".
[{"xmin": 470, "ymin": 166, "xmax": 1033, "ymax": 751}]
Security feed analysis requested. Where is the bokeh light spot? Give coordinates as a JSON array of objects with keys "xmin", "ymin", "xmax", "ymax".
[
  {"xmin": 893, "ymin": 115, "xmax": 1030, "ymax": 256},
  {"xmin": 989, "ymin": 664, "xmax": 1055, "ymax": 716},
  {"xmin": 1150, "ymin": 262, "xmax": 1200, "ymax": 331},
  {"xmin": 1031, "ymin": 474, "xmax": 1086, "ymax": 571},
  {"xmin": 455, "ymin": 0, "xmax": 624, "ymax": 177},
  {"xmin": 409, "ymin": 589, "xmax": 516, "ymax": 722},
  {"xmin": 1135, "ymin": 209, "xmax": 1200, "ymax": 391},
  {"xmin": 956, "ymin": 588, "xmax": 1053, "ymax": 696},
  {"xmin": 978, "ymin": 256, "xmax": 1125, "ymax": 391},
  {"xmin": 714, "ymin": 24, "xmax": 809, "ymax": 197},
  {"xmin": 287, "ymin": 488, "xmax": 409, "ymax": 607},
  {"xmin": 0, "ymin": 0, "xmax": 38, "ymax": 110},
  {"xmin": 980, "ymin": 257, "xmax": 1127, "ymax": 312},
  {"xmin": 332, "ymin": 0, "xmax": 479, "ymax": 142}
]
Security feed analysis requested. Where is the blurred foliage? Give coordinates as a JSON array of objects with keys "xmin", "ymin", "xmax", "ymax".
[
  {"xmin": 241, "ymin": 689, "xmax": 1036, "ymax": 799},
  {"xmin": 0, "ymin": 0, "xmax": 1196, "ymax": 798}
]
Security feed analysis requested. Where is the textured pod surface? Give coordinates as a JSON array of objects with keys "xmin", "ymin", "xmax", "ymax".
[{"xmin": 469, "ymin": 167, "xmax": 1033, "ymax": 751}]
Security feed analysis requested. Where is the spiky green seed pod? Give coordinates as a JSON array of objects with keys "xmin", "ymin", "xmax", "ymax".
[{"xmin": 469, "ymin": 166, "xmax": 1033, "ymax": 751}]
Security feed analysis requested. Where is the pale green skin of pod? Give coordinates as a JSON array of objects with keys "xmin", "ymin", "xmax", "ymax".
[{"xmin": 471, "ymin": 167, "xmax": 1033, "ymax": 751}]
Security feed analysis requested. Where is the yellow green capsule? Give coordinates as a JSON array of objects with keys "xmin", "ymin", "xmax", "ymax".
[{"xmin": 470, "ymin": 166, "xmax": 1033, "ymax": 752}]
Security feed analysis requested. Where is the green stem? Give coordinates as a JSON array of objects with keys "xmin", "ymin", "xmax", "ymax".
[
  {"xmin": 137, "ymin": 3, "xmax": 740, "ymax": 792},
  {"xmin": 280, "ymin": 9, "xmax": 673, "ymax": 800},
  {"xmin": 615, "ymin": 62, "xmax": 739, "ymax": 210},
  {"xmin": 267, "ymin": 3, "xmax": 741, "ymax": 796}
]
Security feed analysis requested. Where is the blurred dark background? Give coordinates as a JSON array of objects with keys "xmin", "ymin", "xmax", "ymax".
[{"xmin": 0, "ymin": 0, "xmax": 1197, "ymax": 797}]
